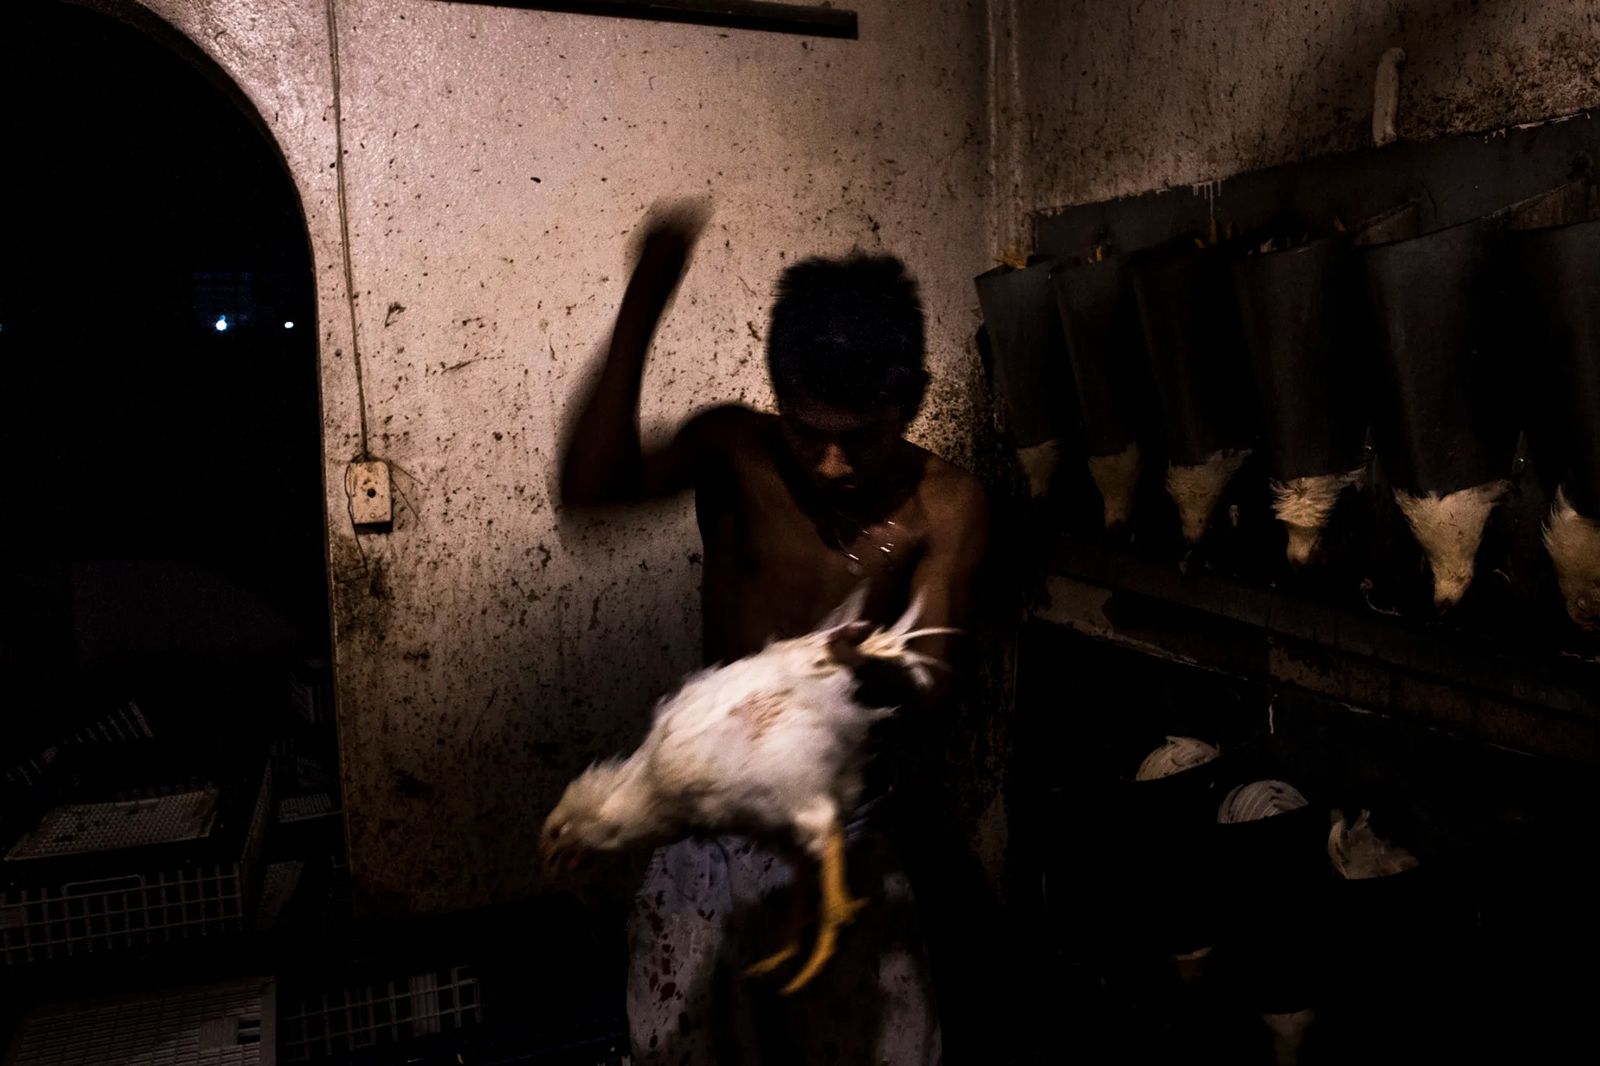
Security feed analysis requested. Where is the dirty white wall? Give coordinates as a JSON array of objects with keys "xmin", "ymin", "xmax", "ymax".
[
  {"xmin": 120, "ymin": 0, "xmax": 996, "ymax": 916},
  {"xmin": 992, "ymin": 0, "xmax": 1600, "ymax": 241}
]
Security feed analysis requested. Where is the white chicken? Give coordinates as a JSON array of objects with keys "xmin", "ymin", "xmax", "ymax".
[{"xmin": 540, "ymin": 588, "xmax": 951, "ymax": 993}]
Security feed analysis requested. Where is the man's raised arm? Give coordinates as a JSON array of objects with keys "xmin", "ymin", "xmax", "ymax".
[{"xmin": 560, "ymin": 205, "xmax": 708, "ymax": 507}]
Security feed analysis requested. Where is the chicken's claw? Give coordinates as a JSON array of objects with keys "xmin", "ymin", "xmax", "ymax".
[
  {"xmin": 780, "ymin": 923, "xmax": 839, "ymax": 993},
  {"xmin": 745, "ymin": 941, "xmax": 800, "ymax": 977},
  {"xmin": 778, "ymin": 897, "xmax": 864, "ymax": 994},
  {"xmin": 779, "ymin": 825, "xmax": 865, "ymax": 995}
]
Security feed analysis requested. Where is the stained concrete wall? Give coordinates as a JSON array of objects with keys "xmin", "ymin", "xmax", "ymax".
[
  {"xmin": 993, "ymin": 0, "xmax": 1600, "ymax": 239},
  {"xmin": 123, "ymin": 0, "xmax": 997, "ymax": 915}
]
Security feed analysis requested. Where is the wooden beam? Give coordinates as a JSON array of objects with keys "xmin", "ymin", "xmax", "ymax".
[{"xmin": 430, "ymin": 0, "xmax": 859, "ymax": 39}]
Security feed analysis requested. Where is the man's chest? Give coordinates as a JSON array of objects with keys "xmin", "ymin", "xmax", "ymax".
[{"xmin": 699, "ymin": 462, "xmax": 927, "ymax": 590}]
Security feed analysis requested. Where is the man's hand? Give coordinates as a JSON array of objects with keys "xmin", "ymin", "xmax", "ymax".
[{"xmin": 629, "ymin": 199, "xmax": 711, "ymax": 295}]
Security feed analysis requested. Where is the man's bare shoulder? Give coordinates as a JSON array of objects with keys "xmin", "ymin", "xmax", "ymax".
[
  {"xmin": 912, "ymin": 447, "xmax": 989, "ymax": 536},
  {"xmin": 676, "ymin": 405, "xmax": 778, "ymax": 486},
  {"xmin": 678, "ymin": 403, "xmax": 773, "ymax": 453},
  {"xmin": 683, "ymin": 403, "xmax": 768, "ymax": 437}
]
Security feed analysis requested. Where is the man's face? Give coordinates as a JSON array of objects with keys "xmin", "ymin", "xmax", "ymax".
[{"xmin": 777, "ymin": 395, "xmax": 906, "ymax": 495}]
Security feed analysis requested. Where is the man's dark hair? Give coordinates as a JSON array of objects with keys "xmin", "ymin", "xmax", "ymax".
[{"xmin": 766, "ymin": 254, "xmax": 928, "ymax": 419}]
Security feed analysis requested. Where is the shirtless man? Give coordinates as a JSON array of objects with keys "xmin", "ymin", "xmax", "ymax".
[{"xmin": 559, "ymin": 205, "xmax": 988, "ymax": 1065}]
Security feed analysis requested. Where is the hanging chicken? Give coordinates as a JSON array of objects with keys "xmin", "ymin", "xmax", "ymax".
[
  {"xmin": 1512, "ymin": 212, "xmax": 1600, "ymax": 632},
  {"xmin": 974, "ymin": 259, "xmax": 1075, "ymax": 498},
  {"xmin": 1131, "ymin": 238, "xmax": 1258, "ymax": 544},
  {"xmin": 1359, "ymin": 217, "xmax": 1517, "ymax": 608},
  {"xmin": 1053, "ymin": 246, "xmax": 1148, "ymax": 534},
  {"xmin": 540, "ymin": 590, "xmax": 950, "ymax": 994},
  {"xmin": 1232, "ymin": 233, "xmax": 1368, "ymax": 566}
]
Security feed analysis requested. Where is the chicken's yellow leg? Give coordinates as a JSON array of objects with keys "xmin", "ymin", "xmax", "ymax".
[{"xmin": 780, "ymin": 825, "xmax": 865, "ymax": 995}]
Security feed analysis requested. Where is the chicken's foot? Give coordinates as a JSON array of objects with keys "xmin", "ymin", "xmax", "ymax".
[
  {"xmin": 746, "ymin": 941, "xmax": 800, "ymax": 976},
  {"xmin": 780, "ymin": 824, "xmax": 864, "ymax": 994}
]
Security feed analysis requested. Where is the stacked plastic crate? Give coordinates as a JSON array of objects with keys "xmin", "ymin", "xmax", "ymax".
[
  {"xmin": 279, "ymin": 964, "xmax": 483, "ymax": 1062},
  {"xmin": 6, "ymin": 976, "xmax": 276, "ymax": 1065},
  {"xmin": 0, "ymin": 759, "xmax": 272, "ymax": 965}
]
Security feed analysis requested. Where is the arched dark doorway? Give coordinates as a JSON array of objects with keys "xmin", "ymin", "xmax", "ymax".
[{"xmin": 0, "ymin": 0, "xmax": 338, "ymax": 974}]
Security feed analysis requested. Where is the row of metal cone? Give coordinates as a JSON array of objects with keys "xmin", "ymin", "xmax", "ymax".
[{"xmin": 976, "ymin": 183, "xmax": 1600, "ymax": 630}]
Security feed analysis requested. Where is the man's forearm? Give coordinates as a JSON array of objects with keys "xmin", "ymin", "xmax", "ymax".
[{"xmin": 560, "ymin": 242, "xmax": 685, "ymax": 505}]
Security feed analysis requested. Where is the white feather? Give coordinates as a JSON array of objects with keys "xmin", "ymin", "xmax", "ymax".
[
  {"xmin": 1168, "ymin": 449, "xmax": 1251, "ymax": 542},
  {"xmin": 1544, "ymin": 486, "xmax": 1600, "ymax": 631},
  {"xmin": 1016, "ymin": 439, "xmax": 1059, "ymax": 498},
  {"xmin": 1272, "ymin": 469, "xmax": 1361, "ymax": 566},
  {"xmin": 817, "ymin": 582, "xmax": 870, "ymax": 630},
  {"xmin": 1393, "ymin": 480, "xmax": 1508, "ymax": 607},
  {"xmin": 1087, "ymin": 443, "xmax": 1141, "ymax": 531},
  {"xmin": 1328, "ymin": 809, "xmax": 1419, "ymax": 880}
]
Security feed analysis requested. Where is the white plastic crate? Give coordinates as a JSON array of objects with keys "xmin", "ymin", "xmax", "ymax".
[
  {"xmin": 280, "ymin": 965, "xmax": 483, "ymax": 1062},
  {"xmin": 0, "ymin": 765, "xmax": 272, "ymax": 965},
  {"xmin": 6, "ymin": 976, "xmax": 276, "ymax": 1066}
]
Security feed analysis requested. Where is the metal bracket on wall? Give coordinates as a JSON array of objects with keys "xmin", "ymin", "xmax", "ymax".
[
  {"xmin": 430, "ymin": 0, "xmax": 858, "ymax": 39},
  {"xmin": 347, "ymin": 460, "xmax": 394, "ymax": 532}
]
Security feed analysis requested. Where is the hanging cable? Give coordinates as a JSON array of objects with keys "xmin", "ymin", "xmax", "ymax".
[{"xmin": 325, "ymin": 0, "xmax": 371, "ymax": 460}]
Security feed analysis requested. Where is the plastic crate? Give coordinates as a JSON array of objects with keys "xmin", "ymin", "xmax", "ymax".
[
  {"xmin": 0, "ymin": 761, "xmax": 272, "ymax": 966},
  {"xmin": 276, "ymin": 793, "xmax": 336, "ymax": 825},
  {"xmin": 4, "ymin": 701, "xmax": 153, "ymax": 792},
  {"xmin": 6, "ymin": 976, "xmax": 276, "ymax": 1065},
  {"xmin": 280, "ymin": 965, "xmax": 483, "ymax": 1062}
]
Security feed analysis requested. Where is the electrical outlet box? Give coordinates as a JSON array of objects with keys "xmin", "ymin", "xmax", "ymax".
[{"xmin": 348, "ymin": 460, "xmax": 392, "ymax": 530}]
